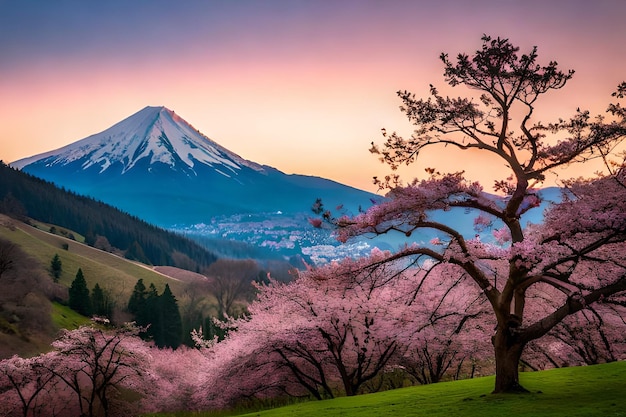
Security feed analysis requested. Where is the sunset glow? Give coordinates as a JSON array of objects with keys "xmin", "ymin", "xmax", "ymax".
[{"xmin": 1, "ymin": 0, "xmax": 625, "ymax": 192}]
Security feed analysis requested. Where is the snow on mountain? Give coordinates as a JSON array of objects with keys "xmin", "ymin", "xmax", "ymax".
[{"xmin": 12, "ymin": 106, "xmax": 264, "ymax": 175}]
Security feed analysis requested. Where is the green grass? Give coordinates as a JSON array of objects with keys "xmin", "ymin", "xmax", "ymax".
[
  {"xmin": 0, "ymin": 217, "xmax": 186, "ymax": 300},
  {"xmin": 51, "ymin": 302, "xmax": 92, "ymax": 330},
  {"xmin": 149, "ymin": 362, "xmax": 626, "ymax": 417},
  {"xmin": 28, "ymin": 219, "xmax": 86, "ymax": 243}
]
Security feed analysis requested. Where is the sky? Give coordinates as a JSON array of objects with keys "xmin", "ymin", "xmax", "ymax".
[{"xmin": 1, "ymin": 0, "xmax": 625, "ymax": 193}]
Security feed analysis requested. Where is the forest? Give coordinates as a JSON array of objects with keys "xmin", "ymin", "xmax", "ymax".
[
  {"xmin": 0, "ymin": 161, "xmax": 217, "ymax": 270},
  {"xmin": 0, "ymin": 35, "xmax": 625, "ymax": 416}
]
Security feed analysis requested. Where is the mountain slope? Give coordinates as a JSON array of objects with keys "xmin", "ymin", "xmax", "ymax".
[
  {"xmin": 0, "ymin": 162, "xmax": 217, "ymax": 269},
  {"xmin": 12, "ymin": 106, "xmax": 377, "ymax": 227},
  {"xmin": 0, "ymin": 212, "xmax": 195, "ymax": 359}
]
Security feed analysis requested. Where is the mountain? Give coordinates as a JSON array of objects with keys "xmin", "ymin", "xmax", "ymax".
[
  {"xmin": 10, "ymin": 106, "xmax": 561, "ymax": 264},
  {"xmin": 12, "ymin": 106, "xmax": 264, "ymax": 176},
  {"xmin": 11, "ymin": 106, "xmax": 384, "ymax": 263},
  {"xmin": 12, "ymin": 106, "xmax": 378, "ymax": 228}
]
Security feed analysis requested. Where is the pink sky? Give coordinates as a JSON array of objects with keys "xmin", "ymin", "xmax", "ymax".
[{"xmin": 1, "ymin": 1, "xmax": 625, "ymax": 192}]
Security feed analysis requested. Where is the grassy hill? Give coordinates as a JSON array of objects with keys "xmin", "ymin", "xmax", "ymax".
[
  {"xmin": 0, "ymin": 161, "xmax": 217, "ymax": 270},
  {"xmin": 148, "ymin": 361, "xmax": 625, "ymax": 417},
  {"xmin": 0, "ymin": 214, "xmax": 185, "ymax": 297},
  {"xmin": 0, "ymin": 214, "xmax": 198, "ymax": 357}
]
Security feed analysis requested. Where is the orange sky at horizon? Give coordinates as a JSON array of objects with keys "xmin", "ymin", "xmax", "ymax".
[{"xmin": 1, "ymin": 1, "xmax": 625, "ymax": 193}]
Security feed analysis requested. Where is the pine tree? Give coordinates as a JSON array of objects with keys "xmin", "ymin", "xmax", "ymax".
[
  {"xmin": 156, "ymin": 284, "xmax": 183, "ymax": 349},
  {"xmin": 68, "ymin": 268, "xmax": 91, "ymax": 316},
  {"xmin": 92, "ymin": 283, "xmax": 112, "ymax": 319},
  {"xmin": 127, "ymin": 279, "xmax": 147, "ymax": 316},
  {"xmin": 143, "ymin": 283, "xmax": 160, "ymax": 340},
  {"xmin": 128, "ymin": 281, "xmax": 183, "ymax": 348},
  {"xmin": 204, "ymin": 315, "xmax": 228, "ymax": 342},
  {"xmin": 50, "ymin": 253, "xmax": 62, "ymax": 282},
  {"xmin": 125, "ymin": 241, "xmax": 149, "ymax": 264}
]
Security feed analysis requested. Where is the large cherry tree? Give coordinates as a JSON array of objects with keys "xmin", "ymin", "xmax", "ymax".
[
  {"xmin": 335, "ymin": 35, "xmax": 626, "ymax": 393},
  {"xmin": 44, "ymin": 325, "xmax": 151, "ymax": 417}
]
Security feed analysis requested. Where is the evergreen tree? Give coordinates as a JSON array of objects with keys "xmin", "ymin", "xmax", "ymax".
[
  {"xmin": 68, "ymin": 268, "xmax": 91, "ymax": 316},
  {"xmin": 127, "ymin": 281, "xmax": 183, "ymax": 348},
  {"xmin": 155, "ymin": 284, "xmax": 183, "ymax": 349},
  {"xmin": 143, "ymin": 283, "xmax": 160, "ymax": 340},
  {"xmin": 125, "ymin": 241, "xmax": 150, "ymax": 264},
  {"xmin": 127, "ymin": 279, "xmax": 147, "ymax": 316},
  {"xmin": 0, "ymin": 191, "xmax": 27, "ymax": 220},
  {"xmin": 203, "ymin": 315, "xmax": 229, "ymax": 342},
  {"xmin": 92, "ymin": 283, "xmax": 112, "ymax": 319},
  {"xmin": 50, "ymin": 253, "xmax": 62, "ymax": 283}
]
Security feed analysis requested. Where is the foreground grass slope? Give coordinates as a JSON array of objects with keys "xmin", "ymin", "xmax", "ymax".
[
  {"xmin": 248, "ymin": 362, "xmax": 626, "ymax": 417},
  {"xmin": 152, "ymin": 362, "xmax": 625, "ymax": 417}
]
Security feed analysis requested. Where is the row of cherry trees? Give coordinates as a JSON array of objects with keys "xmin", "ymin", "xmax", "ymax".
[
  {"xmin": 193, "ymin": 252, "xmax": 491, "ymax": 407},
  {"xmin": 198, "ymin": 233, "xmax": 624, "ymax": 405},
  {"xmin": 2, "ymin": 244, "xmax": 625, "ymax": 415},
  {"xmin": 0, "ymin": 256, "xmax": 491, "ymax": 415}
]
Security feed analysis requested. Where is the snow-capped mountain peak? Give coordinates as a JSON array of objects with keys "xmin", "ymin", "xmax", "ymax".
[
  {"xmin": 12, "ymin": 106, "xmax": 264, "ymax": 175},
  {"xmin": 11, "ymin": 105, "xmax": 378, "ymax": 228}
]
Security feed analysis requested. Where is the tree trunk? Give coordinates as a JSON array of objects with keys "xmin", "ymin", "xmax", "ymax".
[{"xmin": 492, "ymin": 328, "xmax": 528, "ymax": 393}]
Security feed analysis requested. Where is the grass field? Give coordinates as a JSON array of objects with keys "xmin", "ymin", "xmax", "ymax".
[
  {"xmin": 150, "ymin": 361, "xmax": 626, "ymax": 417},
  {"xmin": 51, "ymin": 302, "xmax": 92, "ymax": 330},
  {"xmin": 0, "ymin": 215, "xmax": 186, "ymax": 300}
]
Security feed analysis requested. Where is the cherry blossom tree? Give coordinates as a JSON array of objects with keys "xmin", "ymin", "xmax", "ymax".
[
  {"xmin": 292, "ymin": 259, "xmax": 409, "ymax": 397},
  {"xmin": 43, "ymin": 324, "xmax": 151, "ymax": 417},
  {"xmin": 195, "ymin": 253, "xmax": 418, "ymax": 405},
  {"xmin": 0, "ymin": 354, "xmax": 59, "ymax": 417},
  {"xmin": 198, "ymin": 251, "xmax": 494, "ymax": 406},
  {"xmin": 394, "ymin": 265, "xmax": 491, "ymax": 384},
  {"xmin": 198, "ymin": 321, "xmax": 308, "ymax": 409},
  {"xmin": 522, "ymin": 285, "xmax": 626, "ymax": 369},
  {"xmin": 142, "ymin": 345, "xmax": 210, "ymax": 413},
  {"xmin": 0, "ymin": 324, "xmax": 154, "ymax": 417},
  {"xmin": 333, "ymin": 35, "xmax": 626, "ymax": 393}
]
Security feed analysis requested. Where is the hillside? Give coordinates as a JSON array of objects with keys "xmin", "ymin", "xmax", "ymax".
[
  {"xmin": 0, "ymin": 161, "xmax": 217, "ymax": 270},
  {"xmin": 0, "ymin": 213, "xmax": 193, "ymax": 358},
  {"xmin": 0, "ymin": 214, "xmax": 186, "ymax": 292}
]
